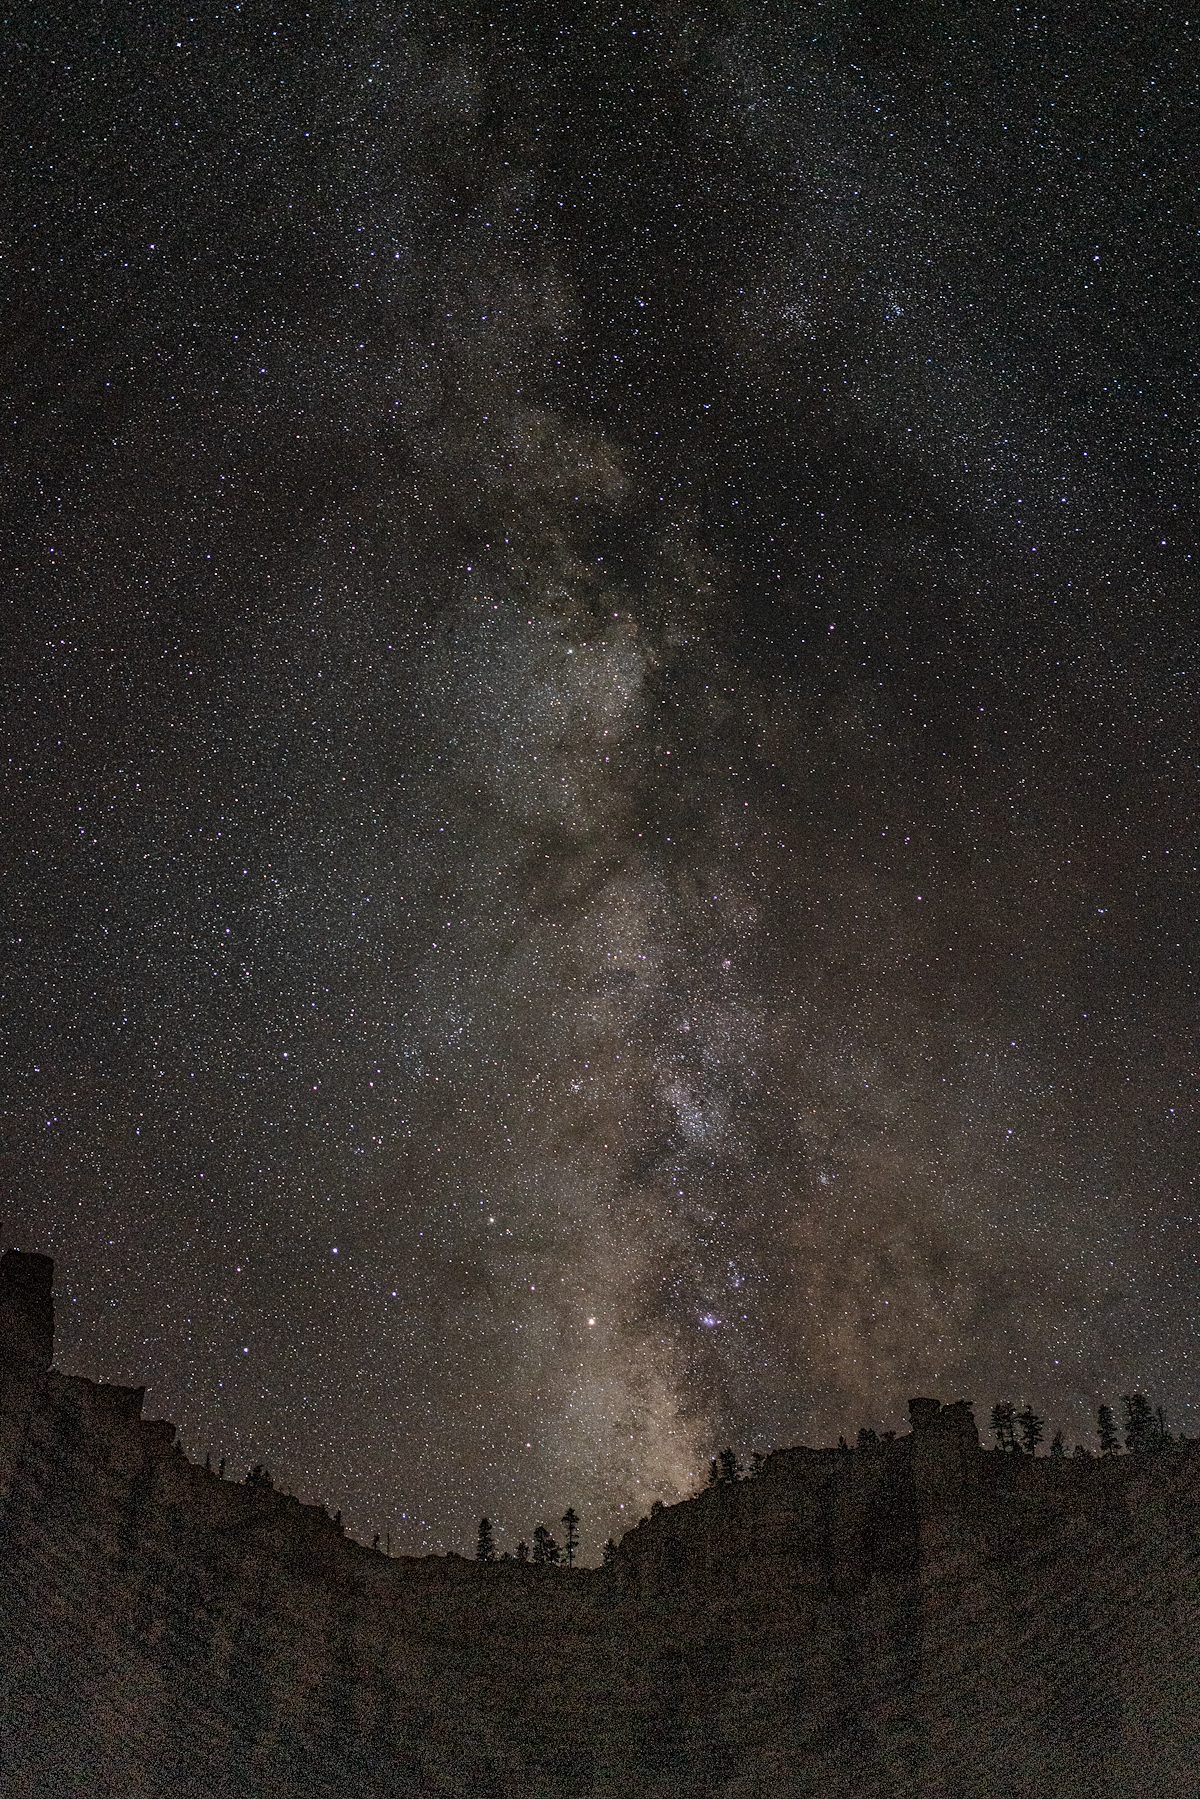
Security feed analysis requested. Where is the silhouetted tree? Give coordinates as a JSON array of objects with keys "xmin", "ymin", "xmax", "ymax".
[
  {"xmin": 881, "ymin": 1429, "xmax": 897, "ymax": 1443},
  {"xmin": 837, "ymin": 1436, "xmax": 849, "ymax": 1452},
  {"xmin": 650, "ymin": 1498, "xmax": 665, "ymax": 1517},
  {"xmin": 1017, "ymin": 1406, "xmax": 1045, "ymax": 1455},
  {"xmin": 717, "ymin": 1447, "xmax": 741, "ymax": 1483},
  {"xmin": 602, "ymin": 1537, "xmax": 617, "ymax": 1568},
  {"xmin": 708, "ymin": 1457, "xmax": 720, "ymax": 1486},
  {"xmin": 372, "ymin": 1533, "xmax": 380, "ymax": 1551},
  {"xmin": 515, "ymin": 1540, "xmax": 529, "ymax": 1564},
  {"xmin": 476, "ymin": 1516, "xmax": 496, "ymax": 1563},
  {"xmin": 500, "ymin": 1550, "xmax": 513, "ymax": 1561},
  {"xmin": 561, "ymin": 1506, "xmax": 580, "ymax": 1567},
  {"xmin": 333, "ymin": 1508, "xmax": 343, "ymax": 1529},
  {"xmin": 990, "ymin": 1402, "xmax": 1017, "ymax": 1453},
  {"xmin": 1155, "ymin": 1405, "xmax": 1173, "ymax": 1447},
  {"xmin": 1121, "ymin": 1393, "xmax": 1155, "ymax": 1454},
  {"xmin": 1073, "ymin": 1444, "xmax": 1090, "ymax": 1459},
  {"xmin": 1050, "ymin": 1430, "xmax": 1066, "ymax": 1458},
  {"xmin": 749, "ymin": 1450, "xmax": 766, "ymax": 1476},
  {"xmin": 532, "ymin": 1524, "xmax": 560, "ymax": 1564},
  {"xmin": 246, "ymin": 1464, "xmax": 274, "ymax": 1489},
  {"xmin": 1097, "ymin": 1405, "xmax": 1120, "ymax": 1456},
  {"xmin": 204, "ymin": 1453, "xmax": 211, "ymax": 1472},
  {"xmin": 218, "ymin": 1457, "xmax": 226, "ymax": 1479},
  {"xmin": 857, "ymin": 1427, "xmax": 878, "ymax": 1449}
]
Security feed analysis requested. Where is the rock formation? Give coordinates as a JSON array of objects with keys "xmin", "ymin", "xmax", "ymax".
[{"xmin": 1, "ymin": 1247, "xmax": 1196, "ymax": 1796}]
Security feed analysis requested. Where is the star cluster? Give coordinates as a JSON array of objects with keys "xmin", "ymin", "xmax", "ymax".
[{"xmin": 2, "ymin": 3, "xmax": 1194, "ymax": 1559}]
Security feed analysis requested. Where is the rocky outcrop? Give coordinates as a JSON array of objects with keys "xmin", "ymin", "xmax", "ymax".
[{"xmin": 1, "ymin": 1248, "xmax": 1197, "ymax": 1797}]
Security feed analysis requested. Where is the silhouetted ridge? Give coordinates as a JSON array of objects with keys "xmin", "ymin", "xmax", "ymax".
[{"xmin": 1, "ymin": 1250, "xmax": 1197, "ymax": 1797}]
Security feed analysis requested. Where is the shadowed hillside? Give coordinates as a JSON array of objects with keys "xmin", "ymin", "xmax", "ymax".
[{"xmin": 1, "ymin": 1248, "xmax": 1197, "ymax": 1797}]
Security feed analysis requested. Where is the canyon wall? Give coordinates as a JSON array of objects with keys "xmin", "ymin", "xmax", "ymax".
[{"xmin": 1, "ymin": 1249, "xmax": 1197, "ymax": 1797}]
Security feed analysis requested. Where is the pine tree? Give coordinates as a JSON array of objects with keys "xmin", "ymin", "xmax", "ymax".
[
  {"xmin": 602, "ymin": 1537, "xmax": 617, "ymax": 1568},
  {"xmin": 749, "ymin": 1450, "xmax": 766, "ymax": 1476},
  {"xmin": 1017, "ymin": 1406, "xmax": 1045, "ymax": 1456},
  {"xmin": 856, "ymin": 1427, "xmax": 878, "ymax": 1449},
  {"xmin": 561, "ymin": 1506, "xmax": 580, "ymax": 1568},
  {"xmin": 990, "ymin": 1402, "xmax": 1017, "ymax": 1453},
  {"xmin": 1154, "ymin": 1405, "xmax": 1173, "ymax": 1447},
  {"xmin": 1050, "ymin": 1429, "xmax": 1066, "ymax": 1457},
  {"xmin": 1121, "ymin": 1393, "xmax": 1155, "ymax": 1454},
  {"xmin": 515, "ymin": 1540, "xmax": 529, "ymax": 1564},
  {"xmin": 707, "ymin": 1457, "xmax": 720, "ymax": 1486},
  {"xmin": 717, "ymin": 1447, "xmax": 741, "ymax": 1483},
  {"xmin": 476, "ymin": 1516, "xmax": 495, "ymax": 1563},
  {"xmin": 532, "ymin": 1524, "xmax": 560, "ymax": 1564},
  {"xmin": 1097, "ymin": 1405, "xmax": 1120, "ymax": 1456}
]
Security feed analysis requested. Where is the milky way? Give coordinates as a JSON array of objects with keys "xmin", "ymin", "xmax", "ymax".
[{"xmin": 3, "ymin": 4, "xmax": 1195, "ymax": 1558}]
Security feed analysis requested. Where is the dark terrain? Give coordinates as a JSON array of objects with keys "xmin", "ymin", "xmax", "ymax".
[{"xmin": 2, "ymin": 1248, "xmax": 1196, "ymax": 1797}]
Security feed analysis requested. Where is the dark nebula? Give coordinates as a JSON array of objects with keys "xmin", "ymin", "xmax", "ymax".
[{"xmin": 2, "ymin": 3, "xmax": 1194, "ymax": 1556}]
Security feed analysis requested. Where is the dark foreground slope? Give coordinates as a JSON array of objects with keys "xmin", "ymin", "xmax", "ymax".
[{"xmin": 1, "ymin": 1249, "xmax": 1197, "ymax": 1798}]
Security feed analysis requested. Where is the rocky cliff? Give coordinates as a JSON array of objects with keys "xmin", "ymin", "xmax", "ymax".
[{"xmin": 1, "ymin": 1248, "xmax": 1197, "ymax": 1797}]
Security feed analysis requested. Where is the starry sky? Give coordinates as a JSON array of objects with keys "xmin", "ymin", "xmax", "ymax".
[{"xmin": 3, "ymin": 2, "xmax": 1195, "ymax": 1560}]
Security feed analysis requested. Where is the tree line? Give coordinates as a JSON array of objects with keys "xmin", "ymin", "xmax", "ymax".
[
  {"xmin": 989, "ymin": 1392, "xmax": 1173, "ymax": 1457},
  {"xmin": 705, "ymin": 1390, "xmax": 1179, "ymax": 1479},
  {"xmin": 476, "ymin": 1506, "xmax": 609, "ymax": 1568}
]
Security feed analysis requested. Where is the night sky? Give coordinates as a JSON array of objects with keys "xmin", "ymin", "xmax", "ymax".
[{"xmin": 3, "ymin": 3, "xmax": 1195, "ymax": 1560}]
